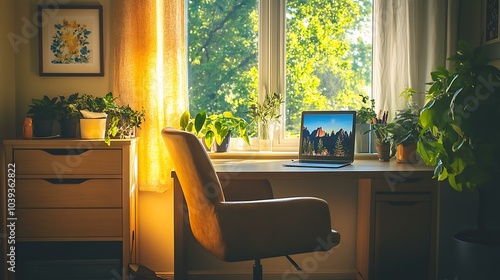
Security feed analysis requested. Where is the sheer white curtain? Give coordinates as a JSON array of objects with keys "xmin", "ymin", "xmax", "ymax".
[{"xmin": 373, "ymin": 0, "xmax": 460, "ymax": 116}]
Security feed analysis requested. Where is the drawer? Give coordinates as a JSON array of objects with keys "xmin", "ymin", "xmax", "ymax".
[
  {"xmin": 372, "ymin": 177, "xmax": 435, "ymax": 193},
  {"xmin": 17, "ymin": 179, "xmax": 122, "ymax": 208},
  {"xmin": 22, "ymin": 259, "xmax": 121, "ymax": 280},
  {"xmin": 17, "ymin": 209, "xmax": 122, "ymax": 238},
  {"xmin": 14, "ymin": 149, "xmax": 122, "ymax": 175}
]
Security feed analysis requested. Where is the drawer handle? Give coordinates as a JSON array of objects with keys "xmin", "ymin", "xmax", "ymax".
[
  {"xmin": 42, "ymin": 149, "xmax": 90, "ymax": 156},
  {"xmin": 387, "ymin": 177, "xmax": 422, "ymax": 184},
  {"xmin": 385, "ymin": 201, "xmax": 419, "ymax": 207},
  {"xmin": 44, "ymin": 179, "xmax": 89, "ymax": 184}
]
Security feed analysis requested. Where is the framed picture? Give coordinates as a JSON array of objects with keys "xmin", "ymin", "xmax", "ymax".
[
  {"xmin": 485, "ymin": 0, "xmax": 500, "ymax": 45},
  {"xmin": 38, "ymin": 5, "xmax": 104, "ymax": 76}
]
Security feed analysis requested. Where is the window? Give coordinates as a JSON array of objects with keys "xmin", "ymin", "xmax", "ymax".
[
  {"xmin": 187, "ymin": 0, "xmax": 259, "ymax": 118},
  {"xmin": 188, "ymin": 0, "xmax": 372, "ymax": 149}
]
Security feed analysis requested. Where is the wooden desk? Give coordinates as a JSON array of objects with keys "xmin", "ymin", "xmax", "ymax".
[{"xmin": 172, "ymin": 159, "xmax": 438, "ymax": 280}]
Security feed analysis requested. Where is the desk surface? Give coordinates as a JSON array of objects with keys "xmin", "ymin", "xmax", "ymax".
[{"xmin": 211, "ymin": 159, "xmax": 435, "ymax": 180}]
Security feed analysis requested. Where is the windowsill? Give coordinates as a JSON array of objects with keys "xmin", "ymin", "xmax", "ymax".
[
  {"xmin": 208, "ymin": 151, "xmax": 379, "ymax": 160},
  {"xmin": 209, "ymin": 151, "xmax": 297, "ymax": 160},
  {"xmin": 210, "ymin": 138, "xmax": 380, "ymax": 160}
]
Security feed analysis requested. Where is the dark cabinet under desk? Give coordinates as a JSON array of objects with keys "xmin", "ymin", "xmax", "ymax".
[{"xmin": 357, "ymin": 177, "xmax": 438, "ymax": 280}]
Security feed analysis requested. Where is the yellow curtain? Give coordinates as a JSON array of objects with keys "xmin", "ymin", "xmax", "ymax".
[{"xmin": 114, "ymin": 0, "xmax": 187, "ymax": 192}]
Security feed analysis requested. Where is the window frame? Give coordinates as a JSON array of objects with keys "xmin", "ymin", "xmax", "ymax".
[
  {"xmin": 259, "ymin": 0, "xmax": 298, "ymax": 151},
  {"xmin": 186, "ymin": 0, "xmax": 373, "ymax": 152},
  {"xmin": 259, "ymin": 0, "xmax": 374, "ymax": 152}
]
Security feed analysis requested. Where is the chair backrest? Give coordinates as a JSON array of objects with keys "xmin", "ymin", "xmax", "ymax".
[{"xmin": 162, "ymin": 127, "xmax": 226, "ymax": 256}]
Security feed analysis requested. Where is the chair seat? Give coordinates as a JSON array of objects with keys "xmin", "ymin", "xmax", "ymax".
[{"xmin": 215, "ymin": 197, "xmax": 340, "ymax": 262}]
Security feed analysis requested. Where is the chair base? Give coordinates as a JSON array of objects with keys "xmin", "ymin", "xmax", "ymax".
[
  {"xmin": 253, "ymin": 256, "xmax": 301, "ymax": 280},
  {"xmin": 286, "ymin": 255, "xmax": 302, "ymax": 271},
  {"xmin": 253, "ymin": 259, "xmax": 262, "ymax": 280}
]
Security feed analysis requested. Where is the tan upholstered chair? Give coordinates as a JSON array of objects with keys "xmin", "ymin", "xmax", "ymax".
[{"xmin": 161, "ymin": 127, "xmax": 340, "ymax": 280}]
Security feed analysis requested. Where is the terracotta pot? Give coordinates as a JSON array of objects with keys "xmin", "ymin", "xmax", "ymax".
[
  {"xmin": 396, "ymin": 143, "xmax": 419, "ymax": 164},
  {"xmin": 376, "ymin": 142, "xmax": 391, "ymax": 162}
]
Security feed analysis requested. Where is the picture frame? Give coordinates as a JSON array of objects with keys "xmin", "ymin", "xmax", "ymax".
[
  {"xmin": 38, "ymin": 5, "xmax": 104, "ymax": 76},
  {"xmin": 484, "ymin": 0, "xmax": 500, "ymax": 45}
]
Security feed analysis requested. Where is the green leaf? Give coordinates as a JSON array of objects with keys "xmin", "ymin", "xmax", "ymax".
[
  {"xmin": 446, "ymin": 76, "xmax": 460, "ymax": 96},
  {"xmin": 216, "ymin": 127, "xmax": 229, "ymax": 145},
  {"xmin": 180, "ymin": 111, "xmax": 190, "ymax": 130},
  {"xmin": 194, "ymin": 111, "xmax": 207, "ymax": 133},
  {"xmin": 451, "ymin": 137, "xmax": 466, "ymax": 152},
  {"xmin": 427, "ymin": 81, "xmax": 441, "ymax": 97},
  {"xmin": 449, "ymin": 156, "xmax": 466, "ymax": 176},
  {"xmin": 417, "ymin": 140, "xmax": 433, "ymax": 165},
  {"xmin": 109, "ymin": 126, "xmax": 118, "ymax": 137},
  {"xmin": 204, "ymin": 130, "xmax": 215, "ymax": 148},
  {"xmin": 419, "ymin": 105, "xmax": 434, "ymax": 130},
  {"xmin": 417, "ymin": 138, "xmax": 444, "ymax": 166},
  {"xmin": 433, "ymin": 159, "xmax": 449, "ymax": 181},
  {"xmin": 434, "ymin": 160, "xmax": 444, "ymax": 178},
  {"xmin": 222, "ymin": 111, "xmax": 234, "ymax": 118},
  {"xmin": 448, "ymin": 174, "xmax": 462, "ymax": 192},
  {"xmin": 450, "ymin": 122, "xmax": 464, "ymax": 137},
  {"xmin": 457, "ymin": 40, "xmax": 472, "ymax": 57}
]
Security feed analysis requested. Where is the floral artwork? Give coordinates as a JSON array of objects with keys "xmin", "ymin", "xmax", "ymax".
[
  {"xmin": 38, "ymin": 5, "xmax": 103, "ymax": 76},
  {"xmin": 50, "ymin": 19, "xmax": 92, "ymax": 64}
]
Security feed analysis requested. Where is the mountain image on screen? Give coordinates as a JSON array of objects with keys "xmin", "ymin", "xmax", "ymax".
[{"xmin": 301, "ymin": 126, "xmax": 354, "ymax": 158}]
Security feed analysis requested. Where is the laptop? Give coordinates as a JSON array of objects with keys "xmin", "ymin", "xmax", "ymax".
[{"xmin": 283, "ymin": 110, "xmax": 356, "ymax": 168}]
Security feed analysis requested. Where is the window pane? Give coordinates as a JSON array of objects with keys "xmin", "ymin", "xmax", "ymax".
[
  {"xmin": 188, "ymin": 0, "xmax": 259, "ymax": 124},
  {"xmin": 285, "ymin": 0, "xmax": 373, "ymax": 138}
]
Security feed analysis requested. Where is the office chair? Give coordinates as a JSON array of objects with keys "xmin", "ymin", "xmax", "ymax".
[{"xmin": 161, "ymin": 127, "xmax": 340, "ymax": 280}]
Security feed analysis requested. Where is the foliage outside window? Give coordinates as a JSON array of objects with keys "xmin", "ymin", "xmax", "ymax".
[{"xmin": 188, "ymin": 0, "xmax": 372, "ymax": 144}]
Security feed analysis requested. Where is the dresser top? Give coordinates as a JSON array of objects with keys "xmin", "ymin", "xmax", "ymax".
[{"xmin": 3, "ymin": 138, "xmax": 136, "ymax": 148}]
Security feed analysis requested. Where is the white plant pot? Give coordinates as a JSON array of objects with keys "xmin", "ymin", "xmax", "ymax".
[{"xmin": 80, "ymin": 118, "xmax": 107, "ymax": 139}]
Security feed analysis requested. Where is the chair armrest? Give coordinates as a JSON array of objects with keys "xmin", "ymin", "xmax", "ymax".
[{"xmin": 216, "ymin": 197, "xmax": 339, "ymax": 261}]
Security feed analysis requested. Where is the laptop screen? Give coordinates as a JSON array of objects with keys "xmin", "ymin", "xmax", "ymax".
[{"xmin": 298, "ymin": 110, "xmax": 356, "ymax": 162}]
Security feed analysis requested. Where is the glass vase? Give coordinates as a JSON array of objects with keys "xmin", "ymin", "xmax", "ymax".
[{"xmin": 258, "ymin": 120, "xmax": 276, "ymax": 152}]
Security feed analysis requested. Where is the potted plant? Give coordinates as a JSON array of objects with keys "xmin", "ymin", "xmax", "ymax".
[
  {"xmin": 206, "ymin": 111, "xmax": 250, "ymax": 152},
  {"xmin": 27, "ymin": 95, "xmax": 60, "ymax": 137},
  {"xmin": 417, "ymin": 41, "xmax": 500, "ymax": 279},
  {"xmin": 386, "ymin": 89, "xmax": 421, "ymax": 163},
  {"xmin": 355, "ymin": 94, "xmax": 377, "ymax": 153},
  {"xmin": 58, "ymin": 92, "xmax": 81, "ymax": 138},
  {"xmin": 249, "ymin": 92, "xmax": 284, "ymax": 151},
  {"xmin": 106, "ymin": 104, "xmax": 146, "ymax": 143},
  {"xmin": 74, "ymin": 92, "xmax": 116, "ymax": 141},
  {"xmin": 180, "ymin": 110, "xmax": 213, "ymax": 150},
  {"xmin": 366, "ymin": 123, "xmax": 392, "ymax": 162},
  {"xmin": 180, "ymin": 110, "xmax": 250, "ymax": 152}
]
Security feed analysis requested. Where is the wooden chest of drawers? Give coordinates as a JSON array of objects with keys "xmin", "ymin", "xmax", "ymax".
[{"xmin": 2, "ymin": 139, "xmax": 138, "ymax": 280}]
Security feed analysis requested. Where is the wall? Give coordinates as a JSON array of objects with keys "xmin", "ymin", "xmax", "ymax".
[
  {"xmin": 12, "ymin": 0, "xmax": 114, "ymax": 137},
  {"xmin": 0, "ymin": 1, "xmax": 16, "ymax": 259},
  {"xmin": 0, "ymin": 1, "xmax": 16, "ymax": 142},
  {"xmin": 459, "ymin": 0, "xmax": 500, "ymax": 66}
]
